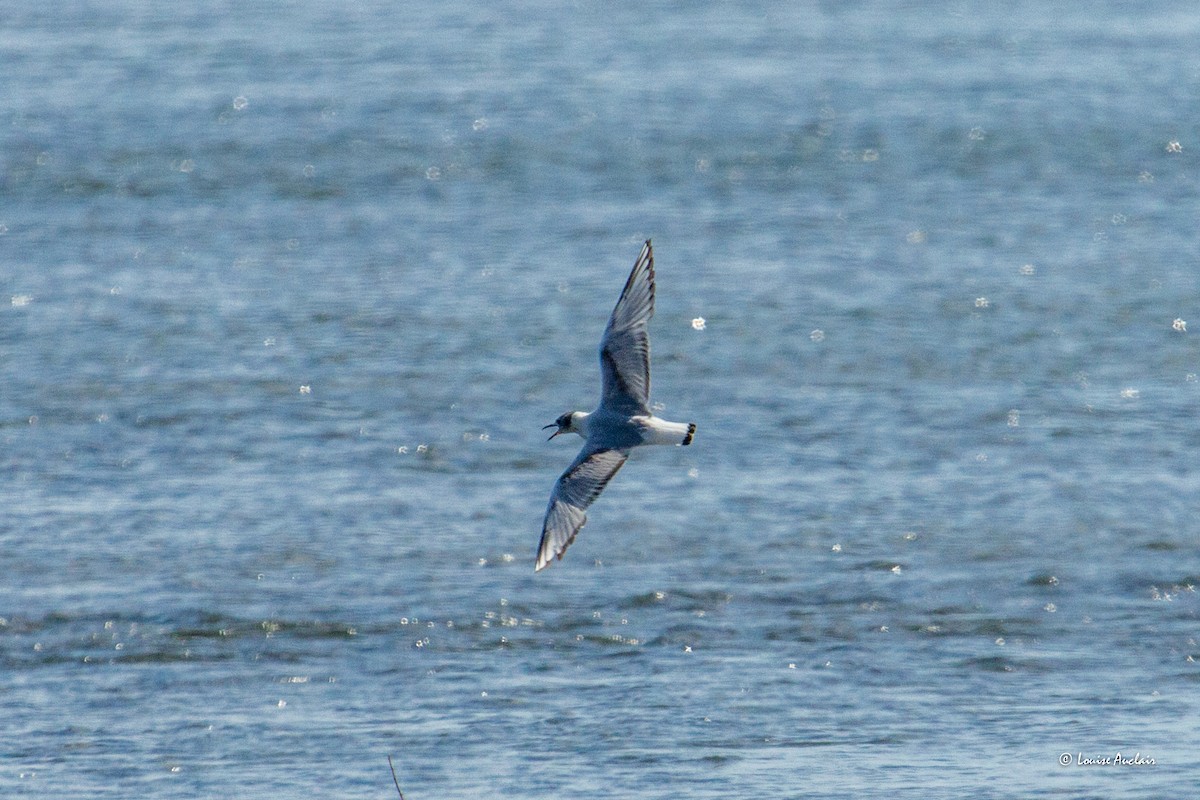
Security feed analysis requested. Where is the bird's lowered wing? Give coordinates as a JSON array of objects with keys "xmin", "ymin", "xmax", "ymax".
[{"xmin": 535, "ymin": 444, "xmax": 629, "ymax": 571}]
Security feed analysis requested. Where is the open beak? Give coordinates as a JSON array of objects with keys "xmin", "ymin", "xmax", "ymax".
[{"xmin": 543, "ymin": 423, "xmax": 561, "ymax": 440}]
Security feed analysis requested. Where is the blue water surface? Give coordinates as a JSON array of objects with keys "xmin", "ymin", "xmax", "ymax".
[{"xmin": 3, "ymin": 2, "xmax": 1199, "ymax": 797}]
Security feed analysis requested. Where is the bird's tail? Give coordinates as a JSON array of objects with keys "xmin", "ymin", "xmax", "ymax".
[
  {"xmin": 642, "ymin": 418, "xmax": 696, "ymax": 446},
  {"xmin": 682, "ymin": 422, "xmax": 696, "ymax": 446}
]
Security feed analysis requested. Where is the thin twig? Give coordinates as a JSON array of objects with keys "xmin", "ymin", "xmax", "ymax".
[{"xmin": 387, "ymin": 754, "xmax": 406, "ymax": 800}]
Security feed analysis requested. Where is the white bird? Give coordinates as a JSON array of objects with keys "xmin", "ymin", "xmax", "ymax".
[{"xmin": 536, "ymin": 239, "xmax": 696, "ymax": 572}]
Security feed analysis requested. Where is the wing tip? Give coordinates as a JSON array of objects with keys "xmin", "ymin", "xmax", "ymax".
[
  {"xmin": 534, "ymin": 522, "xmax": 583, "ymax": 573},
  {"xmin": 682, "ymin": 422, "xmax": 696, "ymax": 446},
  {"xmin": 533, "ymin": 543, "xmax": 568, "ymax": 573}
]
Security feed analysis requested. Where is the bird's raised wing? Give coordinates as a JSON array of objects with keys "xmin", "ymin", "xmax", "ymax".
[
  {"xmin": 598, "ymin": 240, "xmax": 654, "ymax": 415},
  {"xmin": 535, "ymin": 444, "xmax": 629, "ymax": 571}
]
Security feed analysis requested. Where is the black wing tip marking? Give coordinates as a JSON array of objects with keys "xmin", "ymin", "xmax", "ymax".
[
  {"xmin": 641, "ymin": 240, "xmax": 655, "ymax": 298},
  {"xmin": 618, "ymin": 239, "xmax": 655, "ymax": 308},
  {"xmin": 682, "ymin": 423, "xmax": 696, "ymax": 446}
]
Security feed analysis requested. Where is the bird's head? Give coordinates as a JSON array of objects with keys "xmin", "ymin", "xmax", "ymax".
[{"xmin": 543, "ymin": 411, "xmax": 581, "ymax": 440}]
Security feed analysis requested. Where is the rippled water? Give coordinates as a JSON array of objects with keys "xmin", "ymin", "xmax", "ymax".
[{"xmin": 3, "ymin": 1, "xmax": 1199, "ymax": 797}]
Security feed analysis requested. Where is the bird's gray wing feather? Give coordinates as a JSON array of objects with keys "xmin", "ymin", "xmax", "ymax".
[
  {"xmin": 598, "ymin": 240, "xmax": 654, "ymax": 415},
  {"xmin": 535, "ymin": 445, "xmax": 629, "ymax": 571}
]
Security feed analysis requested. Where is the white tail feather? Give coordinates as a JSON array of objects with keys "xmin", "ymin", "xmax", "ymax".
[{"xmin": 639, "ymin": 418, "xmax": 696, "ymax": 446}]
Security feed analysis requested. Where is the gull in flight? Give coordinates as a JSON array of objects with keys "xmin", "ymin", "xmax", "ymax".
[{"xmin": 536, "ymin": 240, "xmax": 696, "ymax": 571}]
